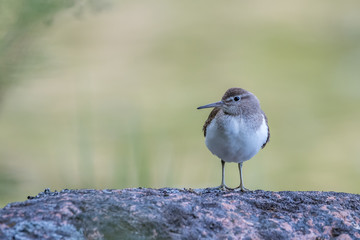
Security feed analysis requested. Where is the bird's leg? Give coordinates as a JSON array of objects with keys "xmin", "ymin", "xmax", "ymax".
[
  {"xmin": 236, "ymin": 162, "xmax": 249, "ymax": 192},
  {"xmin": 218, "ymin": 160, "xmax": 231, "ymax": 190}
]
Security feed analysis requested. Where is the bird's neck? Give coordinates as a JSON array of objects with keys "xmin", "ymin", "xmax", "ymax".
[{"xmin": 216, "ymin": 109, "xmax": 264, "ymax": 131}]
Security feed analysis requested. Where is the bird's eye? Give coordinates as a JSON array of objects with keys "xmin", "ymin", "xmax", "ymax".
[{"xmin": 234, "ymin": 96, "xmax": 240, "ymax": 101}]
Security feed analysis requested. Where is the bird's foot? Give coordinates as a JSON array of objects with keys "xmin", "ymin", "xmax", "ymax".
[
  {"xmin": 234, "ymin": 185, "xmax": 250, "ymax": 192},
  {"xmin": 217, "ymin": 184, "xmax": 232, "ymax": 191}
]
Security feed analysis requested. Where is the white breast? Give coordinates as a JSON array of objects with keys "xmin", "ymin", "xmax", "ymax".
[{"xmin": 205, "ymin": 115, "xmax": 268, "ymax": 163}]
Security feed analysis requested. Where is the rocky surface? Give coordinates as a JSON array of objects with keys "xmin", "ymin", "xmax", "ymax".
[{"xmin": 0, "ymin": 188, "xmax": 359, "ymax": 239}]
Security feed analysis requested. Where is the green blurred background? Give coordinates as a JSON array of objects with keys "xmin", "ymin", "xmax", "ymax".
[{"xmin": 1, "ymin": 0, "xmax": 360, "ymax": 207}]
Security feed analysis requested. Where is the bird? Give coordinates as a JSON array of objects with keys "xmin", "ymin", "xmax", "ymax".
[{"xmin": 197, "ymin": 88, "xmax": 270, "ymax": 191}]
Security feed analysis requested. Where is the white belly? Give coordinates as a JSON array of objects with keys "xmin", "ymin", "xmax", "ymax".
[{"xmin": 205, "ymin": 115, "xmax": 268, "ymax": 163}]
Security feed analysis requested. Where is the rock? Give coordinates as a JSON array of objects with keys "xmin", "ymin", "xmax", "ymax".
[{"xmin": 0, "ymin": 188, "xmax": 359, "ymax": 239}]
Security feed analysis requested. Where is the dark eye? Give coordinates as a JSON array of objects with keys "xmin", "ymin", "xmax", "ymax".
[{"xmin": 234, "ymin": 96, "xmax": 240, "ymax": 101}]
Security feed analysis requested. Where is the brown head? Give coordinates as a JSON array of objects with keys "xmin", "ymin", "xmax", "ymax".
[{"xmin": 197, "ymin": 88, "xmax": 260, "ymax": 116}]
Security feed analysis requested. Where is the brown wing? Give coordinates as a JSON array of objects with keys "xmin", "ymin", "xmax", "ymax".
[
  {"xmin": 203, "ymin": 107, "xmax": 220, "ymax": 137},
  {"xmin": 261, "ymin": 112, "xmax": 270, "ymax": 149}
]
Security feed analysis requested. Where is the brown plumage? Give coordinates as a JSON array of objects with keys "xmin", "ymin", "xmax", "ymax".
[
  {"xmin": 261, "ymin": 113, "xmax": 270, "ymax": 149},
  {"xmin": 221, "ymin": 88, "xmax": 249, "ymax": 101},
  {"xmin": 202, "ymin": 107, "xmax": 220, "ymax": 137}
]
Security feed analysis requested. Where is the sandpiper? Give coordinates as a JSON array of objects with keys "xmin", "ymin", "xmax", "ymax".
[{"xmin": 197, "ymin": 88, "xmax": 270, "ymax": 191}]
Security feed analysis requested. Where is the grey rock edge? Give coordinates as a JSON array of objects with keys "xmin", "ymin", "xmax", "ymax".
[{"xmin": 0, "ymin": 188, "xmax": 359, "ymax": 240}]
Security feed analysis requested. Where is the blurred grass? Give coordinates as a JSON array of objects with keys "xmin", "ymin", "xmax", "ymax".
[
  {"xmin": 0, "ymin": 0, "xmax": 76, "ymax": 206},
  {"xmin": 0, "ymin": 0, "xmax": 76, "ymax": 97},
  {"xmin": 1, "ymin": 0, "xmax": 360, "ymax": 207}
]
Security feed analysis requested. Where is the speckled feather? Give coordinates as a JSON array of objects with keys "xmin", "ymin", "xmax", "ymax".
[
  {"xmin": 203, "ymin": 107, "xmax": 220, "ymax": 137},
  {"xmin": 261, "ymin": 112, "xmax": 270, "ymax": 149}
]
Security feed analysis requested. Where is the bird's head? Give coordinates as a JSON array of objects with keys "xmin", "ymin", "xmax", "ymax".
[{"xmin": 197, "ymin": 88, "xmax": 260, "ymax": 115}]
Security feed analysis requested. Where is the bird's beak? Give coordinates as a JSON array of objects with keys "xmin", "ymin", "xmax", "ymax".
[{"xmin": 197, "ymin": 101, "xmax": 224, "ymax": 109}]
